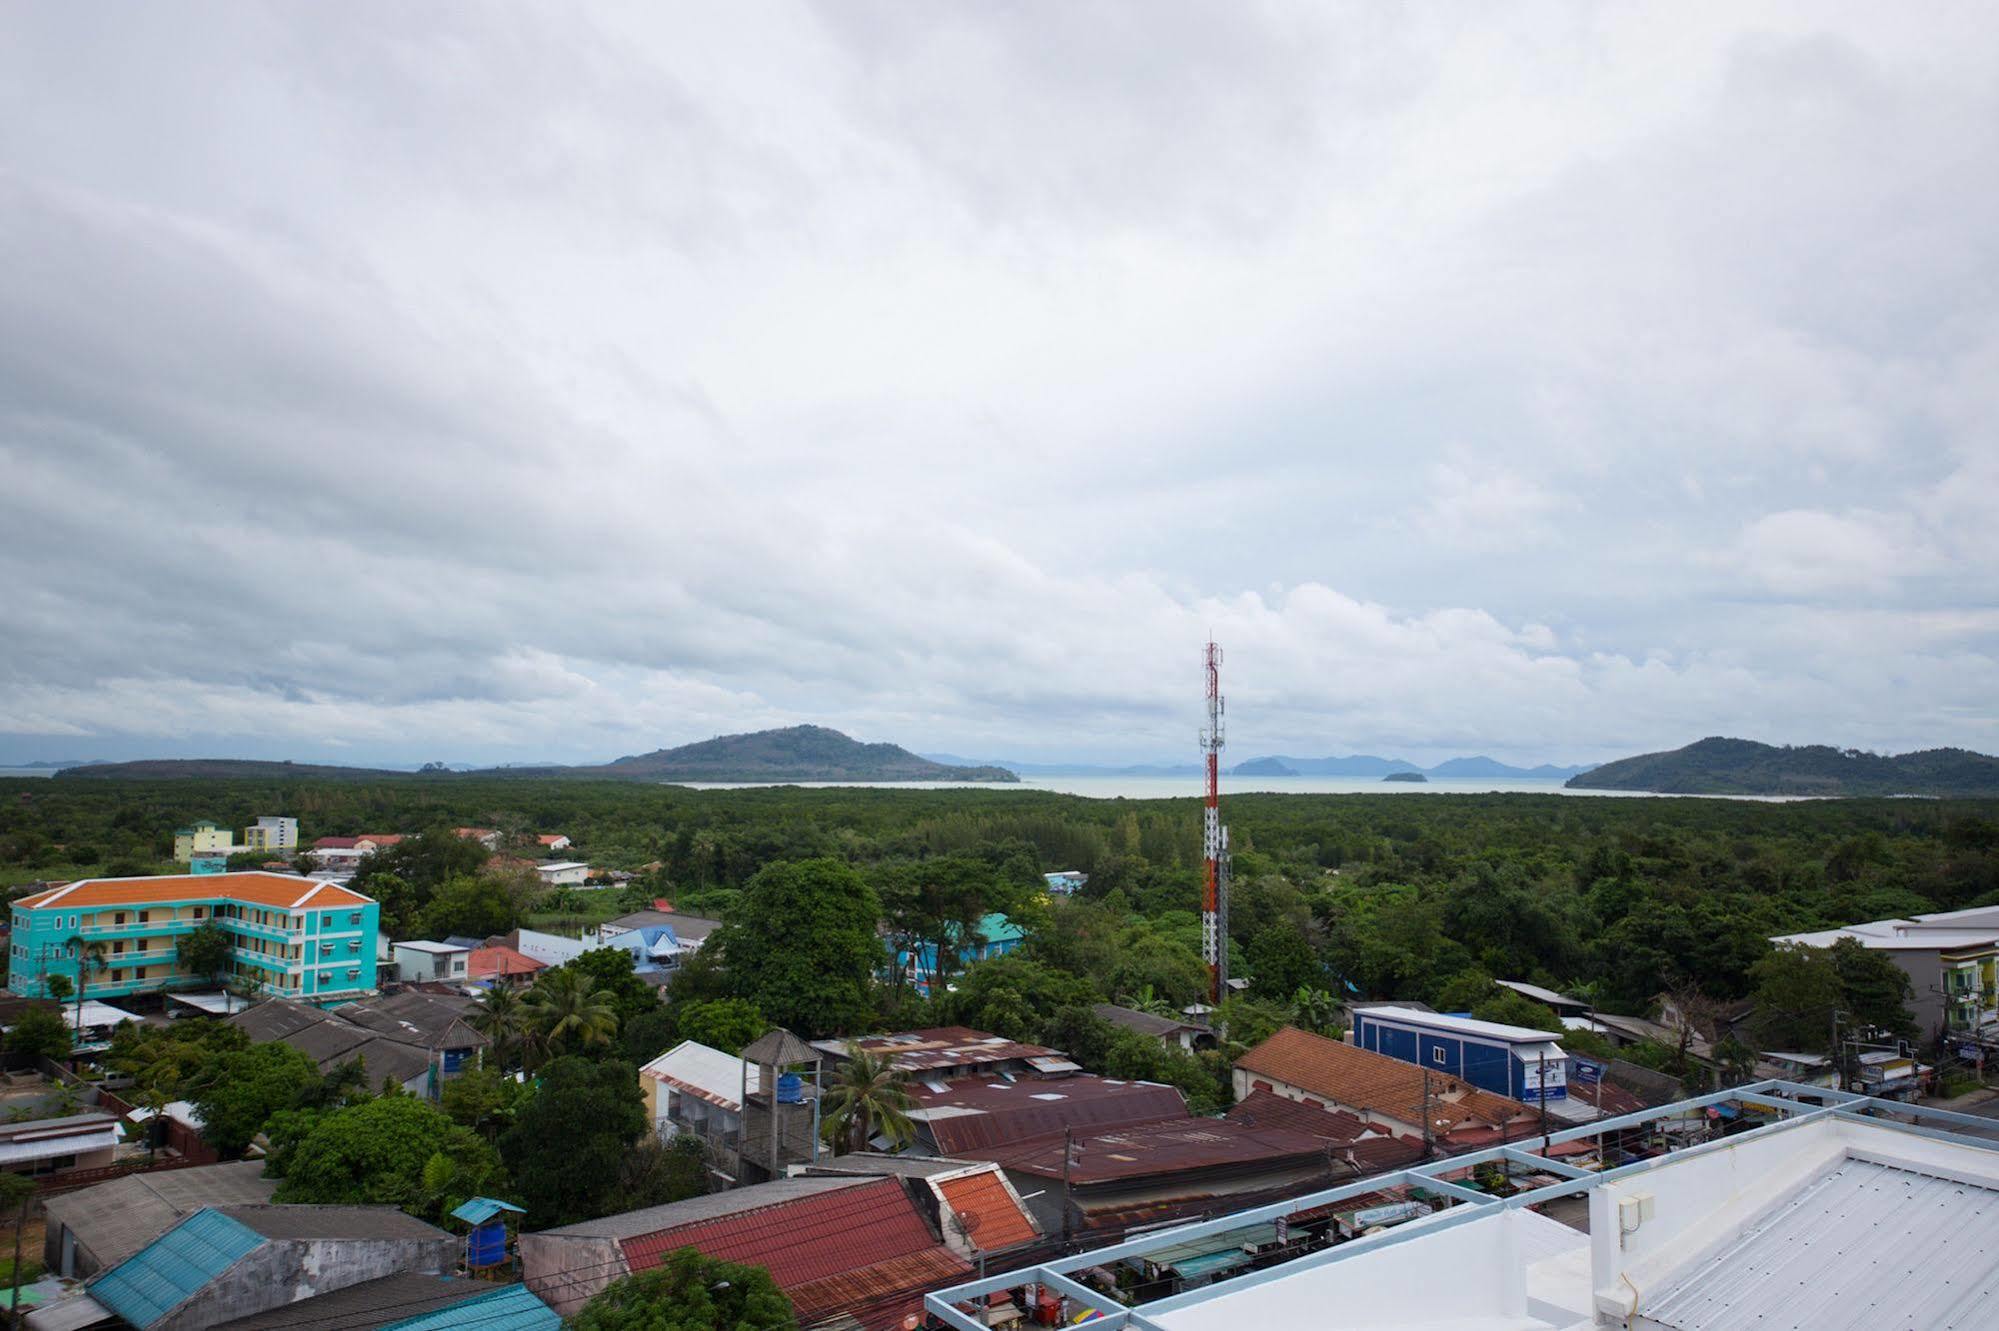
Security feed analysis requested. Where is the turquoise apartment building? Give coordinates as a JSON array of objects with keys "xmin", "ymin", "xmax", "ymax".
[{"xmin": 7, "ymin": 872, "xmax": 380, "ymax": 1005}]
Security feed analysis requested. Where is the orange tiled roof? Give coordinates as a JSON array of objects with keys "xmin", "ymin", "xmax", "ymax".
[
  {"xmin": 1235, "ymin": 1026, "xmax": 1534, "ymax": 1132},
  {"xmin": 16, "ymin": 872, "xmax": 371, "ymax": 912},
  {"xmin": 934, "ymin": 1167, "xmax": 1038, "ymax": 1251}
]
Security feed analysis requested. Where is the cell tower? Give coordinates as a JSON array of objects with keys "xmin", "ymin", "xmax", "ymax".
[{"xmin": 1200, "ymin": 639, "xmax": 1230, "ymax": 1004}]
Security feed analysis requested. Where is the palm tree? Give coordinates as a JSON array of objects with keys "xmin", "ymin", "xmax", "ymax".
[
  {"xmin": 472, "ymin": 984, "xmax": 533, "ymax": 1070},
  {"xmin": 821, "ymin": 1049, "xmax": 916, "ymax": 1155},
  {"xmin": 521, "ymin": 968, "xmax": 618, "ymax": 1058},
  {"xmin": 1118, "ymin": 984, "xmax": 1176, "ymax": 1018},
  {"xmin": 65, "ymin": 937, "xmax": 110, "ymax": 1043}
]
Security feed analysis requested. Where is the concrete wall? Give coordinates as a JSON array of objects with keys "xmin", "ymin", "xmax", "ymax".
[
  {"xmin": 158, "ymin": 1235, "xmax": 456, "ymax": 1331},
  {"xmin": 521, "ymin": 1232, "xmax": 630, "ymax": 1318}
]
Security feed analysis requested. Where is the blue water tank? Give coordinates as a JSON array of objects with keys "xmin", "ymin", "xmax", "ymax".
[
  {"xmin": 776, "ymin": 1073, "xmax": 804, "ymax": 1104},
  {"xmin": 466, "ymin": 1220, "xmax": 507, "ymax": 1268}
]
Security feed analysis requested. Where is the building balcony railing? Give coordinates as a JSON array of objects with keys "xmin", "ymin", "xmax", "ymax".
[
  {"xmin": 105, "ymin": 949, "xmax": 177, "ymax": 966},
  {"xmin": 230, "ymin": 947, "xmax": 300, "ymax": 973},
  {"xmin": 78, "ymin": 920, "xmax": 198, "ymax": 937}
]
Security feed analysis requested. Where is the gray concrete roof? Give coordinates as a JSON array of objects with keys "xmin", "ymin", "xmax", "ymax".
[
  {"xmin": 216, "ymin": 1204, "xmax": 448, "ymax": 1241},
  {"xmin": 536, "ymin": 1176, "xmax": 869, "ymax": 1239},
  {"xmin": 42, "ymin": 1162, "xmax": 278, "ymax": 1269},
  {"xmin": 209, "ymin": 1274, "xmax": 496, "ymax": 1330}
]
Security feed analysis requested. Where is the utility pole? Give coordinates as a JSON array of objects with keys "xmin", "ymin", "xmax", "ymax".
[
  {"xmin": 1420, "ymin": 1070, "xmax": 1435, "ymax": 1160},
  {"xmin": 1538, "ymin": 1051, "xmax": 1551, "ymax": 1157},
  {"xmin": 7, "ymin": 1178, "xmax": 31, "ymax": 1331},
  {"xmin": 1060, "ymin": 1127, "xmax": 1076, "ymax": 1247}
]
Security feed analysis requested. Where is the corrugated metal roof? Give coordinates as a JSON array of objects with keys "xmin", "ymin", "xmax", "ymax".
[
  {"xmin": 41, "ymin": 1161, "xmax": 277, "ymax": 1270},
  {"xmin": 91, "ymin": 1207, "xmax": 264, "ymax": 1328},
  {"xmin": 383, "ymin": 1284, "xmax": 560, "ymax": 1331},
  {"xmin": 1642, "ymin": 1159, "xmax": 1999, "ymax": 1330},
  {"xmin": 619, "ymin": 1177, "xmax": 941, "ymax": 1291}
]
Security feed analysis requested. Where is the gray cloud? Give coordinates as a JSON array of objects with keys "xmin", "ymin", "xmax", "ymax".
[{"xmin": 3, "ymin": 3, "xmax": 1996, "ymax": 767}]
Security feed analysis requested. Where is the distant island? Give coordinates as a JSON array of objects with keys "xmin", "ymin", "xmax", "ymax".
[
  {"xmin": 1232, "ymin": 757, "xmax": 1299, "ymax": 777},
  {"xmin": 580, "ymin": 725, "xmax": 1016, "ymax": 783},
  {"xmin": 1382, "ymin": 771, "xmax": 1428, "ymax": 783},
  {"xmin": 52, "ymin": 726, "xmax": 1017, "ymax": 785},
  {"xmin": 53, "ymin": 758, "xmax": 442, "ymax": 781},
  {"xmin": 1568, "ymin": 737, "xmax": 1999, "ymax": 797}
]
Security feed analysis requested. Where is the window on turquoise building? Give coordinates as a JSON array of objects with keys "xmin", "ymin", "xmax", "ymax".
[
  {"xmin": 349, "ymin": 913, "xmax": 361, "ymax": 926},
  {"xmin": 346, "ymin": 968, "xmax": 359, "ymax": 980}
]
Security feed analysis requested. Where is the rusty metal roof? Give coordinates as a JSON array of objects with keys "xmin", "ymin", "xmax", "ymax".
[{"xmin": 978, "ymin": 1118, "xmax": 1333, "ymax": 1184}]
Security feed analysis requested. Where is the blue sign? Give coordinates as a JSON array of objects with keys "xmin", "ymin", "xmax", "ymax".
[{"xmin": 1571, "ymin": 1056, "xmax": 1606, "ymax": 1085}]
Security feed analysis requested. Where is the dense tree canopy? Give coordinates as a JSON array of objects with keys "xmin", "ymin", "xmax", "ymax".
[
  {"xmin": 272, "ymin": 1094, "xmax": 506, "ymax": 1223},
  {"xmin": 499, "ymin": 1056, "xmax": 650, "ymax": 1229},
  {"xmin": 573, "ymin": 1248, "xmax": 795, "ymax": 1331},
  {"xmin": 709, "ymin": 858, "xmax": 884, "ymax": 1037},
  {"xmin": 186, "ymin": 1042, "xmax": 321, "ymax": 1158}
]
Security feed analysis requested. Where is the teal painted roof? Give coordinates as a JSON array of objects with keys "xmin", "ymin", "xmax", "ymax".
[
  {"xmin": 92, "ymin": 1207, "xmax": 263, "ymax": 1328},
  {"xmin": 385, "ymin": 1284, "xmax": 559, "ymax": 1331},
  {"xmin": 449, "ymin": 1197, "xmax": 526, "ymax": 1226},
  {"xmin": 980, "ymin": 911, "xmax": 1027, "ymax": 943}
]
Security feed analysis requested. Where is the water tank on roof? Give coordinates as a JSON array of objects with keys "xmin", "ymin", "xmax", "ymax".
[
  {"xmin": 776, "ymin": 1072, "xmax": 804, "ymax": 1104},
  {"xmin": 466, "ymin": 1220, "xmax": 507, "ymax": 1269}
]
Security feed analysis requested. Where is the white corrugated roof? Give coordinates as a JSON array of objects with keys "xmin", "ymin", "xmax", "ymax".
[
  {"xmin": 1642, "ymin": 1159, "xmax": 1999, "ymax": 1330},
  {"xmin": 1352, "ymin": 1004, "xmax": 1568, "ymax": 1047},
  {"xmin": 640, "ymin": 1039, "xmax": 758, "ymax": 1111}
]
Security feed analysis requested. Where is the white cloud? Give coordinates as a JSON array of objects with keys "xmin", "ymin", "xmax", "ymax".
[{"xmin": 1, "ymin": 3, "xmax": 1996, "ymax": 767}]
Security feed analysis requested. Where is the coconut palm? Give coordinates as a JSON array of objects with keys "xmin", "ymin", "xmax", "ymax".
[
  {"xmin": 1117, "ymin": 983, "xmax": 1176, "ymax": 1018},
  {"xmin": 472, "ymin": 984, "xmax": 533, "ymax": 1070},
  {"xmin": 521, "ymin": 968, "xmax": 618, "ymax": 1058},
  {"xmin": 821, "ymin": 1049, "xmax": 916, "ymax": 1155},
  {"xmin": 65, "ymin": 936, "xmax": 110, "ymax": 1042}
]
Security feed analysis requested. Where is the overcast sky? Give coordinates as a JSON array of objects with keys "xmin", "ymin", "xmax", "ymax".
[{"xmin": 4, "ymin": 4, "xmax": 1996, "ymax": 769}]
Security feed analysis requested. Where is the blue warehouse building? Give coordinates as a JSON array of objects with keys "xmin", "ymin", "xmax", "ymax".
[{"xmin": 1351, "ymin": 1005, "xmax": 1571, "ymax": 1106}]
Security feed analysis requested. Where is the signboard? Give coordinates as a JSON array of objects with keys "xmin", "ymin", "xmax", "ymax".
[
  {"xmin": 1350, "ymin": 1201, "xmax": 1427, "ymax": 1229},
  {"xmin": 1570, "ymin": 1056, "xmax": 1606, "ymax": 1086},
  {"xmin": 1519, "ymin": 1056, "xmax": 1568, "ymax": 1101}
]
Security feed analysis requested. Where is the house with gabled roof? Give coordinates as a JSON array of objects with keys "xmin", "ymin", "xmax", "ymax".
[
  {"xmin": 1234, "ymin": 1026, "xmax": 1540, "ymax": 1152},
  {"xmin": 520, "ymin": 1175, "xmax": 970, "ymax": 1328}
]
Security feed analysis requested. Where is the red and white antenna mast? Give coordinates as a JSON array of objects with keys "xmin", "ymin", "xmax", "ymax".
[{"xmin": 1200, "ymin": 639, "xmax": 1230, "ymax": 1004}]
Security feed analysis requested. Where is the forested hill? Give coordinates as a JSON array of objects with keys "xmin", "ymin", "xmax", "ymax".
[
  {"xmin": 588, "ymin": 725, "xmax": 1017, "ymax": 782},
  {"xmin": 56, "ymin": 758, "xmax": 423, "ymax": 781},
  {"xmin": 1568, "ymin": 737, "xmax": 1999, "ymax": 796}
]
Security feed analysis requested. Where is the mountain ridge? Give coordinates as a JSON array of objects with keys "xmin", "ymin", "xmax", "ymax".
[
  {"xmin": 50, "ymin": 727, "xmax": 1016, "ymax": 784},
  {"xmin": 1567, "ymin": 737, "xmax": 1999, "ymax": 796}
]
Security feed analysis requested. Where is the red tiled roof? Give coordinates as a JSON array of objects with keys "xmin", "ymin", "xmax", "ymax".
[
  {"xmin": 468, "ymin": 945, "xmax": 544, "ymax": 981},
  {"xmin": 1236, "ymin": 1026, "xmax": 1535, "ymax": 1132},
  {"xmin": 934, "ymin": 1168, "xmax": 1038, "ymax": 1251},
  {"xmin": 536, "ymin": 834, "xmax": 568, "ymax": 845},
  {"xmin": 621, "ymin": 1177, "xmax": 940, "ymax": 1291},
  {"xmin": 17, "ymin": 872, "xmax": 371, "ymax": 912},
  {"xmin": 314, "ymin": 837, "xmax": 361, "ymax": 850}
]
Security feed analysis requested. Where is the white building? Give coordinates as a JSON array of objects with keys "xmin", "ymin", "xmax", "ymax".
[
  {"xmin": 242, "ymin": 816, "xmax": 298, "ymax": 854},
  {"xmin": 393, "ymin": 940, "xmax": 472, "ymax": 984},
  {"xmin": 927, "ymin": 1081, "xmax": 1999, "ymax": 1331},
  {"xmin": 536, "ymin": 861, "xmax": 591, "ymax": 887}
]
